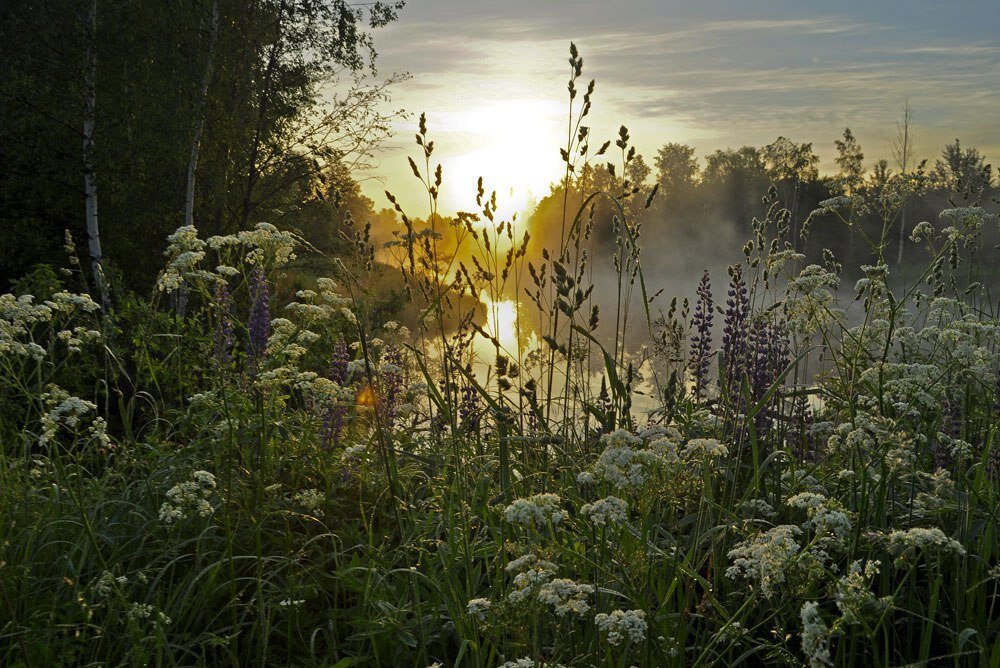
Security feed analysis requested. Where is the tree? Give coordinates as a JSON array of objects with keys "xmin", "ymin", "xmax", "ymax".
[
  {"xmin": 762, "ymin": 137, "xmax": 819, "ymax": 244},
  {"xmin": 934, "ymin": 138, "xmax": 992, "ymax": 200},
  {"xmin": 833, "ymin": 128, "xmax": 864, "ymax": 195},
  {"xmin": 654, "ymin": 143, "xmax": 699, "ymax": 200},
  {"xmin": 890, "ymin": 102, "xmax": 915, "ymax": 266},
  {"xmin": 702, "ymin": 146, "xmax": 769, "ymax": 229},
  {"xmin": 0, "ymin": 0, "xmax": 405, "ymax": 291}
]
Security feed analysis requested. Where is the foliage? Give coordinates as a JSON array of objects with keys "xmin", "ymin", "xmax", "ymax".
[{"xmin": 2, "ymin": 44, "xmax": 1000, "ymax": 668}]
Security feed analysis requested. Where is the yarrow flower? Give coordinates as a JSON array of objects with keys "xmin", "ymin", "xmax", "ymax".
[
  {"xmin": 590, "ymin": 429, "xmax": 664, "ymax": 491},
  {"xmin": 682, "ymin": 438, "xmax": 729, "ymax": 460},
  {"xmin": 292, "ymin": 488, "xmax": 325, "ymax": 516},
  {"xmin": 580, "ymin": 496, "xmax": 628, "ymax": 526},
  {"xmin": 504, "ymin": 493, "xmax": 564, "ymax": 527},
  {"xmin": 159, "ymin": 470, "xmax": 217, "ymax": 524},
  {"xmin": 800, "ymin": 601, "xmax": 832, "ymax": 668},
  {"xmin": 886, "ymin": 527, "xmax": 966, "ymax": 561},
  {"xmin": 726, "ymin": 525, "xmax": 802, "ymax": 598},
  {"xmin": 466, "ymin": 598, "xmax": 492, "ymax": 621},
  {"xmin": 594, "ymin": 609, "xmax": 647, "ymax": 645},
  {"xmin": 536, "ymin": 578, "xmax": 595, "ymax": 617}
]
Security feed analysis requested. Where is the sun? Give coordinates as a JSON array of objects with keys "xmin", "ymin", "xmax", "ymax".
[{"xmin": 439, "ymin": 99, "xmax": 566, "ymax": 221}]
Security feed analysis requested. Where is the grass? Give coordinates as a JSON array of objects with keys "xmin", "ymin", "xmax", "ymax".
[{"xmin": 1, "ymin": 44, "xmax": 999, "ymax": 667}]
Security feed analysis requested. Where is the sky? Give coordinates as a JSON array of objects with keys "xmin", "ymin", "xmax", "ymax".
[{"xmin": 356, "ymin": 0, "xmax": 1000, "ymax": 216}]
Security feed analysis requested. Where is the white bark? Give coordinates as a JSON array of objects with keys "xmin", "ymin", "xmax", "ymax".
[
  {"xmin": 83, "ymin": 0, "xmax": 109, "ymax": 311},
  {"xmin": 184, "ymin": 0, "xmax": 219, "ymax": 229}
]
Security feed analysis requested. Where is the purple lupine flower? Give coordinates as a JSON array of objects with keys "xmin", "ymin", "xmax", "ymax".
[
  {"xmin": 688, "ymin": 270, "xmax": 714, "ymax": 401},
  {"xmin": 328, "ymin": 336, "xmax": 350, "ymax": 385},
  {"xmin": 747, "ymin": 319, "xmax": 789, "ymax": 434},
  {"xmin": 378, "ymin": 344, "xmax": 405, "ymax": 426},
  {"xmin": 248, "ymin": 268, "xmax": 270, "ymax": 360},
  {"xmin": 721, "ymin": 265, "xmax": 750, "ymax": 402},
  {"xmin": 213, "ymin": 282, "xmax": 234, "ymax": 365},
  {"xmin": 460, "ymin": 376, "xmax": 482, "ymax": 434},
  {"xmin": 320, "ymin": 337, "xmax": 351, "ymax": 449}
]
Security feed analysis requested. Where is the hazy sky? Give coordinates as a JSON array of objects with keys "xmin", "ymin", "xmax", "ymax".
[{"xmin": 358, "ymin": 0, "xmax": 1000, "ymax": 216}]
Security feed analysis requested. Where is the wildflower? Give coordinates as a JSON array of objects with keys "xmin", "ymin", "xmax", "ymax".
[
  {"xmin": 886, "ymin": 527, "xmax": 966, "ymax": 561},
  {"xmin": 595, "ymin": 609, "xmax": 647, "ymax": 645},
  {"xmin": 536, "ymin": 578, "xmax": 594, "ymax": 616},
  {"xmin": 248, "ymin": 268, "xmax": 270, "ymax": 360},
  {"xmin": 737, "ymin": 499, "xmax": 777, "ymax": 520},
  {"xmin": 341, "ymin": 444, "xmax": 366, "ymax": 463},
  {"xmin": 93, "ymin": 571, "xmax": 127, "ymax": 598},
  {"xmin": 466, "ymin": 598, "xmax": 492, "ymax": 621},
  {"xmin": 682, "ymin": 438, "xmax": 729, "ymax": 460},
  {"xmin": 506, "ymin": 554, "xmax": 558, "ymax": 605},
  {"xmin": 787, "ymin": 492, "xmax": 852, "ymax": 546},
  {"xmin": 834, "ymin": 560, "xmax": 891, "ymax": 627},
  {"xmin": 726, "ymin": 525, "xmax": 802, "ymax": 598},
  {"xmin": 292, "ymin": 489, "xmax": 325, "ymax": 516},
  {"xmin": 590, "ymin": 430, "xmax": 663, "ymax": 491},
  {"xmin": 800, "ymin": 601, "xmax": 832, "ymax": 667},
  {"xmin": 159, "ymin": 470, "xmax": 217, "ymax": 524},
  {"xmin": 689, "ymin": 270, "xmax": 714, "ymax": 400},
  {"xmin": 504, "ymin": 494, "xmax": 564, "ymax": 527},
  {"xmin": 38, "ymin": 386, "xmax": 97, "ymax": 447},
  {"xmin": 580, "ymin": 496, "xmax": 628, "ymax": 526}
]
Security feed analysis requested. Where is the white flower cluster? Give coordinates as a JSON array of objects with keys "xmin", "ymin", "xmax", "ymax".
[
  {"xmin": 342, "ymin": 444, "xmax": 366, "ymax": 463},
  {"xmin": 506, "ymin": 553, "xmax": 558, "ymax": 605},
  {"xmin": 127, "ymin": 602, "xmax": 172, "ymax": 629},
  {"xmin": 681, "ymin": 438, "xmax": 729, "ymax": 461},
  {"xmin": 726, "ymin": 525, "xmax": 802, "ymax": 598},
  {"xmin": 504, "ymin": 493, "xmax": 564, "ymax": 527},
  {"xmin": 56, "ymin": 326, "xmax": 102, "ymax": 353},
  {"xmin": 800, "ymin": 601, "xmax": 832, "ymax": 668},
  {"xmin": 466, "ymin": 597, "xmax": 492, "ymax": 621},
  {"xmin": 157, "ymin": 226, "xmax": 208, "ymax": 292},
  {"xmin": 292, "ymin": 489, "xmax": 325, "ymax": 516},
  {"xmin": 159, "ymin": 470, "xmax": 217, "ymax": 524},
  {"xmin": 834, "ymin": 560, "xmax": 890, "ymax": 626},
  {"xmin": 594, "ymin": 609, "xmax": 647, "ymax": 645},
  {"xmin": 38, "ymin": 385, "xmax": 98, "ymax": 447},
  {"xmin": 590, "ymin": 429, "xmax": 665, "ymax": 491},
  {"xmin": 785, "ymin": 264, "xmax": 844, "ymax": 335},
  {"xmin": 580, "ymin": 496, "xmax": 628, "ymax": 527},
  {"xmin": 93, "ymin": 571, "xmax": 128, "ymax": 598},
  {"xmin": 1, "ymin": 292, "xmax": 96, "ymax": 359},
  {"xmin": 886, "ymin": 527, "xmax": 966, "ymax": 560},
  {"xmin": 787, "ymin": 492, "xmax": 852, "ymax": 546},
  {"xmin": 737, "ymin": 499, "xmax": 777, "ymax": 520},
  {"xmin": 536, "ymin": 578, "xmax": 595, "ymax": 617}
]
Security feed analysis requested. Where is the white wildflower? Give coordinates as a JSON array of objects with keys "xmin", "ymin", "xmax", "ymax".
[
  {"xmin": 800, "ymin": 601, "xmax": 832, "ymax": 667},
  {"xmin": 466, "ymin": 598, "xmax": 492, "ymax": 621},
  {"xmin": 594, "ymin": 609, "xmax": 647, "ymax": 645},
  {"xmin": 536, "ymin": 578, "xmax": 594, "ymax": 617},
  {"xmin": 580, "ymin": 496, "xmax": 628, "ymax": 527},
  {"xmin": 504, "ymin": 493, "xmax": 564, "ymax": 527},
  {"xmin": 726, "ymin": 525, "xmax": 802, "ymax": 598}
]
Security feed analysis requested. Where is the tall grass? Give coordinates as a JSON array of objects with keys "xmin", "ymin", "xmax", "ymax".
[{"xmin": 1, "ymin": 44, "xmax": 999, "ymax": 667}]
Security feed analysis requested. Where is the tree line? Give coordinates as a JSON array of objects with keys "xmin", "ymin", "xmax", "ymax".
[{"xmin": 1, "ymin": 0, "xmax": 403, "ymax": 295}]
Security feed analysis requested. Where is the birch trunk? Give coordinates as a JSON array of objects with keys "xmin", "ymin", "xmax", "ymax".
[
  {"xmin": 184, "ymin": 0, "xmax": 219, "ymax": 229},
  {"xmin": 83, "ymin": 0, "xmax": 109, "ymax": 311}
]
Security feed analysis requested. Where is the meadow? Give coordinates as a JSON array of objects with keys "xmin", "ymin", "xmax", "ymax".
[{"xmin": 2, "ymin": 46, "xmax": 999, "ymax": 668}]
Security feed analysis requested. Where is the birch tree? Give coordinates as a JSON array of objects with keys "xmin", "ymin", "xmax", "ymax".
[{"xmin": 83, "ymin": 0, "xmax": 109, "ymax": 311}]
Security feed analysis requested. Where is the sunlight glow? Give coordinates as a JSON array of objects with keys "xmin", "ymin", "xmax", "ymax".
[
  {"xmin": 481, "ymin": 296, "xmax": 520, "ymax": 351},
  {"xmin": 439, "ymin": 99, "xmax": 565, "ymax": 220}
]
